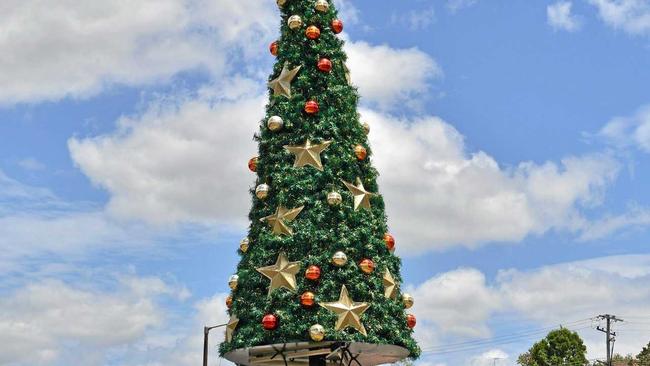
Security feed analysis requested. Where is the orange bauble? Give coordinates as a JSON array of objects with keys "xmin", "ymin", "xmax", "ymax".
[
  {"xmin": 384, "ymin": 233, "xmax": 395, "ymax": 251},
  {"xmin": 407, "ymin": 314, "xmax": 417, "ymax": 329},
  {"xmin": 306, "ymin": 25, "xmax": 321, "ymax": 40},
  {"xmin": 317, "ymin": 58, "xmax": 332, "ymax": 72},
  {"xmin": 269, "ymin": 41, "xmax": 279, "ymax": 56},
  {"xmin": 305, "ymin": 100, "xmax": 319, "ymax": 114},
  {"xmin": 248, "ymin": 156, "xmax": 258, "ymax": 172},
  {"xmin": 331, "ymin": 19, "xmax": 344, "ymax": 34},
  {"xmin": 359, "ymin": 258, "xmax": 375, "ymax": 274},
  {"xmin": 226, "ymin": 295, "xmax": 233, "ymax": 309},
  {"xmin": 354, "ymin": 145, "xmax": 367, "ymax": 160},
  {"xmin": 262, "ymin": 314, "xmax": 278, "ymax": 330},
  {"xmin": 300, "ymin": 291, "xmax": 316, "ymax": 308},
  {"xmin": 305, "ymin": 265, "xmax": 321, "ymax": 281}
]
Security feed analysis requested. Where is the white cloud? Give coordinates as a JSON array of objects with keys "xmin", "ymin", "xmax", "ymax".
[
  {"xmin": 599, "ymin": 104, "xmax": 650, "ymax": 152},
  {"xmin": 17, "ymin": 158, "xmax": 46, "ymax": 171},
  {"xmin": 0, "ymin": 168, "xmax": 219, "ymax": 275},
  {"xmin": 366, "ymin": 109, "xmax": 619, "ymax": 251},
  {"xmin": 578, "ymin": 206, "xmax": 650, "ymax": 241},
  {"xmin": 111, "ymin": 292, "xmax": 233, "ymax": 366},
  {"xmin": 547, "ymin": 2, "xmax": 583, "ymax": 32},
  {"xmin": 391, "ymin": 7, "xmax": 436, "ymax": 31},
  {"xmin": 469, "ymin": 349, "xmax": 510, "ymax": 366},
  {"xmin": 447, "ymin": 0, "xmax": 479, "ymax": 13},
  {"xmin": 411, "ymin": 268, "xmax": 501, "ymax": 338},
  {"xmin": 496, "ymin": 255, "xmax": 650, "ymax": 358},
  {"xmin": 89, "ymin": 291, "xmax": 233, "ymax": 366},
  {"xmin": 69, "ymin": 78, "xmax": 261, "ymax": 226},
  {"xmin": 0, "ymin": 170, "xmax": 57, "ymax": 212},
  {"xmin": 345, "ymin": 40, "xmax": 443, "ymax": 110},
  {"xmin": 0, "ymin": 0, "xmax": 276, "ymax": 105},
  {"xmin": 0, "ymin": 276, "xmax": 186, "ymax": 365},
  {"xmin": 497, "ymin": 255, "xmax": 650, "ymax": 324},
  {"xmin": 588, "ymin": 0, "xmax": 650, "ymax": 35},
  {"xmin": 412, "ymin": 255, "xmax": 650, "ymax": 361}
]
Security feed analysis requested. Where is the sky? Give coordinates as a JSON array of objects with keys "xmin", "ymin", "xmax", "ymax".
[{"xmin": 1, "ymin": 0, "xmax": 650, "ymax": 365}]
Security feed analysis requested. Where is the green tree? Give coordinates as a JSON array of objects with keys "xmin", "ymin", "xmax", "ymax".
[
  {"xmin": 517, "ymin": 328, "xmax": 588, "ymax": 366},
  {"xmin": 611, "ymin": 354, "xmax": 635, "ymax": 366},
  {"xmin": 219, "ymin": 0, "xmax": 419, "ymax": 362},
  {"xmin": 639, "ymin": 341, "xmax": 650, "ymax": 366}
]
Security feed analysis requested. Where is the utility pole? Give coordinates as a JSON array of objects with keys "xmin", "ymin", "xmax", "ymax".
[
  {"xmin": 596, "ymin": 314, "xmax": 623, "ymax": 366},
  {"xmin": 203, "ymin": 324, "xmax": 227, "ymax": 366}
]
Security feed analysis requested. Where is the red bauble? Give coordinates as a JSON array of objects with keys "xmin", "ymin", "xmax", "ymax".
[
  {"xmin": 306, "ymin": 25, "xmax": 321, "ymax": 40},
  {"xmin": 331, "ymin": 19, "xmax": 344, "ymax": 34},
  {"xmin": 269, "ymin": 41, "xmax": 279, "ymax": 56},
  {"xmin": 305, "ymin": 100, "xmax": 319, "ymax": 114},
  {"xmin": 384, "ymin": 233, "xmax": 395, "ymax": 251},
  {"xmin": 407, "ymin": 314, "xmax": 417, "ymax": 329},
  {"xmin": 248, "ymin": 156, "xmax": 258, "ymax": 172},
  {"xmin": 300, "ymin": 291, "xmax": 316, "ymax": 308},
  {"xmin": 305, "ymin": 265, "xmax": 321, "ymax": 281},
  {"xmin": 226, "ymin": 295, "xmax": 233, "ymax": 309},
  {"xmin": 359, "ymin": 258, "xmax": 375, "ymax": 274},
  {"xmin": 317, "ymin": 58, "xmax": 332, "ymax": 73},
  {"xmin": 262, "ymin": 314, "xmax": 278, "ymax": 330}
]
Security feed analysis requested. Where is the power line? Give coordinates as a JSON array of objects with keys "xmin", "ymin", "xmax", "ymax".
[
  {"xmin": 421, "ymin": 319, "xmax": 592, "ymax": 352},
  {"xmin": 421, "ymin": 325, "xmax": 594, "ymax": 355}
]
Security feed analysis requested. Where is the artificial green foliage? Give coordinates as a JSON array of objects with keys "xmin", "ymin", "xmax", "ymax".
[
  {"xmin": 517, "ymin": 328, "xmax": 588, "ymax": 366},
  {"xmin": 219, "ymin": 0, "xmax": 420, "ymax": 359}
]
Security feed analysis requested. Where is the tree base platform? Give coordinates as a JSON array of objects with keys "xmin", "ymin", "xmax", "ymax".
[{"xmin": 224, "ymin": 342, "xmax": 410, "ymax": 366}]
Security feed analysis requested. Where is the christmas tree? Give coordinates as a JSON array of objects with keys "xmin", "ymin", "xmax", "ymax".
[{"xmin": 220, "ymin": 0, "xmax": 419, "ymax": 364}]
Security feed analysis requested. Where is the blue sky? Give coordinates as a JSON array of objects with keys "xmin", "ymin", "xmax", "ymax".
[{"xmin": 1, "ymin": 1, "xmax": 650, "ymax": 365}]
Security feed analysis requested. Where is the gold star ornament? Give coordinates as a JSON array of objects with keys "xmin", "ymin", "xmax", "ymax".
[
  {"xmin": 256, "ymin": 251, "xmax": 301, "ymax": 295},
  {"xmin": 383, "ymin": 268, "xmax": 398, "ymax": 299},
  {"xmin": 225, "ymin": 314, "xmax": 239, "ymax": 342},
  {"xmin": 260, "ymin": 205, "xmax": 304, "ymax": 236},
  {"xmin": 284, "ymin": 139, "xmax": 332, "ymax": 171},
  {"xmin": 320, "ymin": 285, "xmax": 370, "ymax": 336},
  {"xmin": 342, "ymin": 178, "xmax": 374, "ymax": 211},
  {"xmin": 269, "ymin": 62, "xmax": 301, "ymax": 98}
]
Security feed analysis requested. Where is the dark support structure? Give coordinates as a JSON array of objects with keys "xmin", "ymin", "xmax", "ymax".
[
  {"xmin": 309, "ymin": 355, "xmax": 327, "ymax": 366},
  {"xmin": 596, "ymin": 314, "xmax": 623, "ymax": 366},
  {"xmin": 203, "ymin": 324, "xmax": 227, "ymax": 366}
]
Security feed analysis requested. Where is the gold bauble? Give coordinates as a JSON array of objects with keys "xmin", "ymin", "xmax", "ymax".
[
  {"xmin": 256, "ymin": 184, "xmax": 270, "ymax": 200},
  {"xmin": 359, "ymin": 258, "xmax": 375, "ymax": 274},
  {"xmin": 228, "ymin": 274, "xmax": 239, "ymax": 290},
  {"xmin": 327, "ymin": 191, "xmax": 342, "ymax": 206},
  {"xmin": 315, "ymin": 0, "xmax": 329, "ymax": 12},
  {"xmin": 267, "ymin": 116, "xmax": 284, "ymax": 132},
  {"xmin": 239, "ymin": 237, "xmax": 250, "ymax": 253},
  {"xmin": 277, "ymin": 0, "xmax": 287, "ymax": 7},
  {"xmin": 354, "ymin": 144, "xmax": 367, "ymax": 160},
  {"xmin": 402, "ymin": 293, "xmax": 414, "ymax": 309},
  {"xmin": 309, "ymin": 324, "xmax": 325, "ymax": 342},
  {"xmin": 288, "ymin": 15, "xmax": 303, "ymax": 30},
  {"xmin": 332, "ymin": 251, "xmax": 348, "ymax": 267},
  {"xmin": 362, "ymin": 121, "xmax": 370, "ymax": 135}
]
